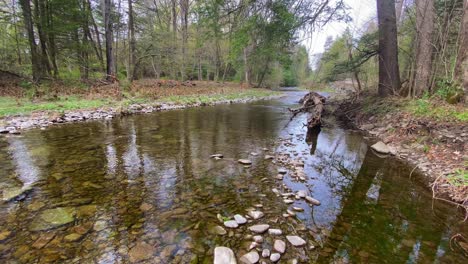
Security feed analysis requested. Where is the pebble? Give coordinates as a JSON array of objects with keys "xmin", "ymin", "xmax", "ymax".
[
  {"xmin": 297, "ymin": 190, "xmax": 307, "ymax": 198},
  {"xmin": 248, "ymin": 210, "xmax": 264, "ymax": 220},
  {"xmin": 270, "ymin": 253, "xmax": 281, "ymax": 262},
  {"xmin": 253, "ymin": 235, "xmax": 263, "ymax": 243},
  {"xmin": 305, "ymin": 196, "xmax": 321, "ymax": 205},
  {"xmin": 214, "ymin": 247, "xmax": 236, "ymax": 264},
  {"xmin": 283, "ymin": 199, "xmax": 294, "ymax": 204},
  {"xmin": 278, "ymin": 168, "xmax": 287, "ymax": 174},
  {"xmin": 286, "ymin": 235, "xmax": 306, "ymax": 247},
  {"xmin": 210, "ymin": 154, "xmax": 224, "ymax": 158},
  {"xmin": 262, "ymin": 249, "xmax": 270, "ymax": 258},
  {"xmin": 224, "ymin": 220, "xmax": 239, "ymax": 228},
  {"xmin": 240, "ymin": 251, "xmax": 259, "ymax": 264},
  {"xmin": 273, "ymin": 239, "xmax": 286, "ymax": 253},
  {"xmin": 268, "ymin": 229, "xmax": 282, "ymax": 235},
  {"xmin": 292, "ymin": 207, "xmax": 304, "ymax": 212},
  {"xmin": 249, "ymin": 224, "xmax": 270, "ymax": 234},
  {"xmin": 234, "ymin": 214, "xmax": 247, "ymax": 224},
  {"xmin": 238, "ymin": 159, "xmax": 252, "ymax": 165}
]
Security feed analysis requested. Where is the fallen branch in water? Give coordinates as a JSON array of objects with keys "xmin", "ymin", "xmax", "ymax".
[{"xmin": 288, "ymin": 92, "xmax": 326, "ymax": 129}]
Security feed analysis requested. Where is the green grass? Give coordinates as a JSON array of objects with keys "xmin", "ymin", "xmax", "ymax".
[
  {"xmin": 406, "ymin": 99, "xmax": 468, "ymax": 122},
  {"xmin": 447, "ymin": 168, "xmax": 468, "ymax": 187},
  {"xmin": 0, "ymin": 89, "xmax": 279, "ymax": 117}
]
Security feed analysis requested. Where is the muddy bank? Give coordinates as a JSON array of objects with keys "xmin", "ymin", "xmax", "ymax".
[
  {"xmin": 333, "ymin": 94, "xmax": 467, "ymax": 210},
  {"xmin": 0, "ymin": 94, "xmax": 281, "ymax": 134}
]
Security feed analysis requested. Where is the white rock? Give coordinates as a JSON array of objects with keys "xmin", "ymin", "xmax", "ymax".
[
  {"xmin": 210, "ymin": 154, "xmax": 224, "ymax": 158},
  {"xmin": 253, "ymin": 235, "xmax": 263, "ymax": 243},
  {"xmin": 248, "ymin": 211, "xmax": 264, "ymax": 220},
  {"xmin": 238, "ymin": 159, "xmax": 252, "ymax": 165},
  {"xmin": 234, "ymin": 214, "xmax": 247, "ymax": 224},
  {"xmin": 287, "ymin": 210, "xmax": 296, "ymax": 216},
  {"xmin": 224, "ymin": 220, "xmax": 239, "ymax": 228},
  {"xmin": 262, "ymin": 249, "xmax": 270, "ymax": 258},
  {"xmin": 214, "ymin": 247, "xmax": 237, "ymax": 264},
  {"xmin": 283, "ymin": 199, "xmax": 294, "ymax": 204},
  {"xmin": 240, "ymin": 251, "xmax": 259, "ymax": 264},
  {"xmin": 270, "ymin": 253, "xmax": 281, "ymax": 262},
  {"xmin": 286, "ymin": 235, "xmax": 306, "ymax": 247},
  {"xmin": 292, "ymin": 207, "xmax": 304, "ymax": 212},
  {"xmin": 371, "ymin": 141, "xmax": 390, "ymax": 154},
  {"xmin": 297, "ymin": 190, "xmax": 307, "ymax": 198},
  {"xmin": 268, "ymin": 229, "xmax": 282, "ymax": 235},
  {"xmin": 248, "ymin": 224, "xmax": 270, "ymax": 234},
  {"xmin": 305, "ymin": 196, "xmax": 321, "ymax": 205},
  {"xmin": 273, "ymin": 240, "xmax": 286, "ymax": 253},
  {"xmin": 278, "ymin": 168, "xmax": 287, "ymax": 174}
]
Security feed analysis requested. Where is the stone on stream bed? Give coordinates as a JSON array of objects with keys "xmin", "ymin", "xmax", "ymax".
[
  {"xmin": 273, "ymin": 240, "xmax": 286, "ymax": 253},
  {"xmin": 129, "ymin": 242, "xmax": 154, "ymax": 263},
  {"xmin": 305, "ymin": 196, "xmax": 321, "ymax": 205},
  {"xmin": 371, "ymin": 141, "xmax": 390, "ymax": 154},
  {"xmin": 270, "ymin": 253, "xmax": 281, "ymax": 262},
  {"xmin": 248, "ymin": 210, "xmax": 264, "ymax": 219},
  {"xmin": 238, "ymin": 159, "xmax": 252, "ymax": 165},
  {"xmin": 210, "ymin": 154, "xmax": 224, "ymax": 159},
  {"xmin": 286, "ymin": 236, "xmax": 306, "ymax": 247},
  {"xmin": 262, "ymin": 249, "xmax": 270, "ymax": 258},
  {"xmin": 224, "ymin": 220, "xmax": 239, "ymax": 228},
  {"xmin": 249, "ymin": 224, "xmax": 270, "ymax": 234},
  {"xmin": 209, "ymin": 225, "xmax": 227, "ymax": 235},
  {"xmin": 240, "ymin": 251, "xmax": 259, "ymax": 264},
  {"xmin": 2, "ymin": 186, "xmax": 33, "ymax": 201},
  {"xmin": 234, "ymin": 214, "xmax": 247, "ymax": 224},
  {"xmin": 30, "ymin": 207, "xmax": 76, "ymax": 231},
  {"xmin": 214, "ymin": 247, "xmax": 237, "ymax": 264},
  {"xmin": 268, "ymin": 229, "xmax": 282, "ymax": 235}
]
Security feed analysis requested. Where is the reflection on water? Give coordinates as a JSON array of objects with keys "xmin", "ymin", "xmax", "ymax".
[{"xmin": 0, "ymin": 91, "xmax": 466, "ymax": 263}]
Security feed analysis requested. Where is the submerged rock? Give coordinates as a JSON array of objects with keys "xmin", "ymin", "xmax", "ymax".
[
  {"xmin": 129, "ymin": 242, "xmax": 154, "ymax": 263},
  {"xmin": 305, "ymin": 196, "xmax": 321, "ymax": 205},
  {"xmin": 240, "ymin": 251, "xmax": 259, "ymax": 264},
  {"xmin": 247, "ymin": 210, "xmax": 264, "ymax": 220},
  {"xmin": 209, "ymin": 225, "xmax": 227, "ymax": 235},
  {"xmin": 286, "ymin": 236, "xmax": 306, "ymax": 247},
  {"xmin": 262, "ymin": 249, "xmax": 270, "ymax": 258},
  {"xmin": 238, "ymin": 159, "xmax": 252, "ymax": 165},
  {"xmin": 2, "ymin": 186, "xmax": 33, "ymax": 202},
  {"xmin": 224, "ymin": 220, "xmax": 239, "ymax": 228},
  {"xmin": 371, "ymin": 141, "xmax": 390, "ymax": 154},
  {"xmin": 0, "ymin": 231, "xmax": 12, "ymax": 242},
  {"xmin": 270, "ymin": 253, "xmax": 281, "ymax": 262},
  {"xmin": 268, "ymin": 229, "xmax": 282, "ymax": 235},
  {"xmin": 30, "ymin": 207, "xmax": 76, "ymax": 231},
  {"xmin": 214, "ymin": 247, "xmax": 237, "ymax": 264},
  {"xmin": 211, "ymin": 154, "xmax": 224, "ymax": 159}
]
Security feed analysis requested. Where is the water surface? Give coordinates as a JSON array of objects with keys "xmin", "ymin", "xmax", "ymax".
[{"xmin": 0, "ymin": 90, "xmax": 466, "ymax": 263}]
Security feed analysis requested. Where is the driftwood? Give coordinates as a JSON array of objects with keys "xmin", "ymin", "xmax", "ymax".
[{"xmin": 288, "ymin": 92, "xmax": 326, "ymax": 129}]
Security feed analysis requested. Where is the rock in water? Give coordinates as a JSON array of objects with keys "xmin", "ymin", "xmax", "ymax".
[
  {"xmin": 305, "ymin": 196, "xmax": 321, "ymax": 205},
  {"xmin": 248, "ymin": 210, "xmax": 264, "ymax": 220},
  {"xmin": 214, "ymin": 247, "xmax": 237, "ymax": 264},
  {"xmin": 234, "ymin": 214, "xmax": 247, "ymax": 224},
  {"xmin": 270, "ymin": 253, "xmax": 281, "ymax": 262},
  {"xmin": 2, "ymin": 186, "xmax": 33, "ymax": 201},
  {"xmin": 209, "ymin": 225, "xmax": 227, "ymax": 235},
  {"xmin": 129, "ymin": 242, "xmax": 154, "ymax": 263},
  {"xmin": 238, "ymin": 159, "xmax": 252, "ymax": 165},
  {"xmin": 286, "ymin": 236, "xmax": 306, "ymax": 247},
  {"xmin": 248, "ymin": 224, "xmax": 270, "ymax": 234},
  {"xmin": 268, "ymin": 229, "xmax": 282, "ymax": 235},
  {"xmin": 30, "ymin": 207, "xmax": 76, "ymax": 231},
  {"xmin": 211, "ymin": 154, "xmax": 224, "ymax": 159},
  {"xmin": 371, "ymin": 141, "xmax": 390, "ymax": 154},
  {"xmin": 273, "ymin": 240, "xmax": 286, "ymax": 253},
  {"xmin": 262, "ymin": 249, "xmax": 270, "ymax": 258},
  {"xmin": 240, "ymin": 251, "xmax": 259, "ymax": 264},
  {"xmin": 278, "ymin": 168, "xmax": 287, "ymax": 174},
  {"xmin": 224, "ymin": 220, "xmax": 239, "ymax": 228}
]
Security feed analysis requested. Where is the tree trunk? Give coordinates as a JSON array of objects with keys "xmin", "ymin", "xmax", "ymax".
[
  {"xmin": 46, "ymin": 0, "xmax": 58, "ymax": 77},
  {"xmin": 104, "ymin": 0, "xmax": 115, "ymax": 80},
  {"xmin": 171, "ymin": 0, "xmax": 177, "ymax": 79},
  {"xmin": 12, "ymin": 0, "xmax": 22, "ymax": 65},
  {"xmin": 34, "ymin": 0, "xmax": 51, "ymax": 75},
  {"xmin": 243, "ymin": 46, "xmax": 249, "ymax": 87},
  {"xmin": 377, "ymin": 0, "xmax": 401, "ymax": 96},
  {"xmin": 454, "ymin": 0, "xmax": 467, "ymax": 98},
  {"xmin": 412, "ymin": 0, "xmax": 434, "ymax": 97},
  {"xmin": 87, "ymin": 0, "xmax": 104, "ymax": 71},
  {"xmin": 180, "ymin": 0, "xmax": 188, "ymax": 81},
  {"xmin": 19, "ymin": 0, "xmax": 43, "ymax": 82},
  {"xmin": 127, "ymin": 0, "xmax": 136, "ymax": 81}
]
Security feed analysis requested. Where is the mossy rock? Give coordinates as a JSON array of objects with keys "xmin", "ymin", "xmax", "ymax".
[{"xmin": 30, "ymin": 207, "xmax": 76, "ymax": 231}]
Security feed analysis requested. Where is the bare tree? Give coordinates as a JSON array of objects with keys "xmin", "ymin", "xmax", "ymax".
[
  {"xmin": 376, "ymin": 0, "xmax": 401, "ymax": 96},
  {"xmin": 412, "ymin": 0, "xmax": 435, "ymax": 97},
  {"xmin": 104, "ymin": 0, "xmax": 115, "ymax": 80},
  {"xmin": 127, "ymin": 0, "xmax": 136, "ymax": 81},
  {"xmin": 454, "ymin": 0, "xmax": 467, "ymax": 99}
]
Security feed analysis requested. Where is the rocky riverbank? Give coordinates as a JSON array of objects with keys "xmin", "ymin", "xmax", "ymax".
[
  {"xmin": 334, "ymin": 94, "xmax": 467, "ymax": 211},
  {"xmin": 0, "ymin": 94, "xmax": 281, "ymax": 135}
]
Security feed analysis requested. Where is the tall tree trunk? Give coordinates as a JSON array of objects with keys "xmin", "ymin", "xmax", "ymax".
[
  {"xmin": 376, "ymin": 0, "xmax": 401, "ymax": 96},
  {"xmin": 454, "ymin": 0, "xmax": 467, "ymax": 98},
  {"xmin": 243, "ymin": 46, "xmax": 249, "ymax": 86},
  {"xmin": 19, "ymin": 0, "xmax": 43, "ymax": 82},
  {"xmin": 412, "ymin": 0, "xmax": 435, "ymax": 97},
  {"xmin": 104, "ymin": 0, "xmax": 115, "ymax": 80},
  {"xmin": 87, "ymin": 0, "xmax": 104, "ymax": 71},
  {"xmin": 127, "ymin": 0, "xmax": 136, "ymax": 81},
  {"xmin": 12, "ymin": 0, "xmax": 22, "ymax": 65},
  {"xmin": 180, "ymin": 0, "xmax": 188, "ymax": 81},
  {"xmin": 34, "ymin": 0, "xmax": 51, "ymax": 75},
  {"xmin": 171, "ymin": 0, "xmax": 177, "ymax": 79},
  {"xmin": 46, "ymin": 0, "xmax": 58, "ymax": 77}
]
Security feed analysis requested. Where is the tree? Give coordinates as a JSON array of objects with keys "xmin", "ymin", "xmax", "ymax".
[
  {"xmin": 411, "ymin": 0, "xmax": 435, "ymax": 97},
  {"xmin": 127, "ymin": 0, "xmax": 136, "ymax": 81},
  {"xmin": 454, "ymin": 0, "xmax": 467, "ymax": 98},
  {"xmin": 19, "ymin": 0, "xmax": 43, "ymax": 82},
  {"xmin": 103, "ymin": 0, "xmax": 115, "ymax": 80},
  {"xmin": 376, "ymin": 0, "xmax": 401, "ymax": 96}
]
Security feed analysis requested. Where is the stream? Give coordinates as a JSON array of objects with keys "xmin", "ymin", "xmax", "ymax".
[{"xmin": 0, "ymin": 89, "xmax": 466, "ymax": 263}]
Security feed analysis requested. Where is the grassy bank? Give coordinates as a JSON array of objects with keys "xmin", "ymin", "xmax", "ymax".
[{"xmin": 0, "ymin": 80, "xmax": 280, "ymax": 117}]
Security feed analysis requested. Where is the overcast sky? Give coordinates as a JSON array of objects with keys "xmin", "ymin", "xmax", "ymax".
[{"xmin": 301, "ymin": 0, "xmax": 377, "ymax": 67}]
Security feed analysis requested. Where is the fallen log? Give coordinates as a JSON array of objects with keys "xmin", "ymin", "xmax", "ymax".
[{"xmin": 288, "ymin": 92, "xmax": 326, "ymax": 129}]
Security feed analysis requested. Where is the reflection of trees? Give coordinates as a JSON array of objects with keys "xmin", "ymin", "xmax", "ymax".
[{"xmin": 315, "ymin": 151, "xmax": 464, "ymax": 263}]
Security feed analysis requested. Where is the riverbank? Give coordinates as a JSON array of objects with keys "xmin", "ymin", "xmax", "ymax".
[
  {"xmin": 0, "ymin": 80, "xmax": 281, "ymax": 133},
  {"xmin": 334, "ymin": 91, "xmax": 467, "ymax": 210}
]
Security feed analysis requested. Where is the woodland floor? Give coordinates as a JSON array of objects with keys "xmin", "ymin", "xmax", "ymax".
[{"xmin": 335, "ymin": 91, "xmax": 467, "ymax": 211}]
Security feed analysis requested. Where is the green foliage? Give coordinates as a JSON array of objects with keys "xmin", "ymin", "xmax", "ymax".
[{"xmin": 447, "ymin": 168, "xmax": 468, "ymax": 187}]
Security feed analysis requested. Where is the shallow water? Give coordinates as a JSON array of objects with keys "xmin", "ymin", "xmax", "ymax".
[{"xmin": 0, "ymin": 90, "xmax": 466, "ymax": 263}]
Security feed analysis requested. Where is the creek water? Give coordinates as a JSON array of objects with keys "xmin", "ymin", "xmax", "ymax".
[{"xmin": 0, "ymin": 90, "xmax": 466, "ymax": 263}]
